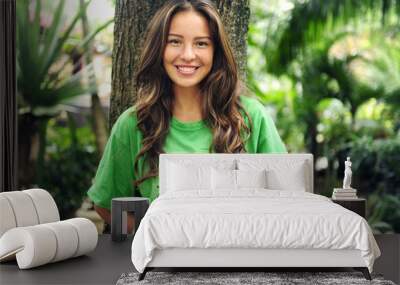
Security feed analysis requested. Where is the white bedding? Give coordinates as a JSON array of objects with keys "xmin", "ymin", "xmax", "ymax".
[{"xmin": 131, "ymin": 190, "xmax": 380, "ymax": 273}]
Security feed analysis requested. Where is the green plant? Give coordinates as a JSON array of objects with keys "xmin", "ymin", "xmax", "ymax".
[
  {"xmin": 41, "ymin": 117, "xmax": 97, "ymax": 219},
  {"xmin": 17, "ymin": 0, "xmax": 92, "ymax": 114},
  {"xmin": 265, "ymin": 0, "xmax": 400, "ymax": 73},
  {"xmin": 16, "ymin": 0, "xmax": 112, "ymax": 187},
  {"xmin": 247, "ymin": 0, "xmax": 400, "ymax": 233},
  {"xmin": 368, "ymin": 192, "xmax": 400, "ymax": 234},
  {"xmin": 41, "ymin": 144, "xmax": 97, "ymax": 219},
  {"xmin": 362, "ymin": 39, "xmax": 400, "ymax": 128},
  {"xmin": 347, "ymin": 137, "xmax": 400, "ymax": 196}
]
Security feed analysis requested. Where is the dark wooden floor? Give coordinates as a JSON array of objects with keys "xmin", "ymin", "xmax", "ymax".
[
  {"xmin": 373, "ymin": 234, "xmax": 400, "ymax": 284},
  {"xmin": 0, "ymin": 234, "xmax": 398, "ymax": 284}
]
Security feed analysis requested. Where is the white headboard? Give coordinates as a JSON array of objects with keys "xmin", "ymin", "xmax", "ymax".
[{"xmin": 159, "ymin": 154, "xmax": 314, "ymax": 194}]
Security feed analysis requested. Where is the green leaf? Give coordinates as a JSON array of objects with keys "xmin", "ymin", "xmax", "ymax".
[
  {"xmin": 76, "ymin": 18, "xmax": 114, "ymax": 51},
  {"xmin": 39, "ymin": 0, "xmax": 66, "ymax": 69},
  {"xmin": 265, "ymin": 0, "xmax": 400, "ymax": 72},
  {"xmin": 38, "ymin": 0, "xmax": 91, "ymax": 81}
]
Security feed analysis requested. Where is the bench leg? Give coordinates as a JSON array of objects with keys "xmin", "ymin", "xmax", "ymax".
[
  {"xmin": 138, "ymin": 268, "xmax": 148, "ymax": 281},
  {"xmin": 354, "ymin": 267, "xmax": 371, "ymax": 280}
]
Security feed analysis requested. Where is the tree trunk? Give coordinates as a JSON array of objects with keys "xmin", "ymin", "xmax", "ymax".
[
  {"xmin": 17, "ymin": 114, "xmax": 43, "ymax": 188},
  {"xmin": 110, "ymin": 0, "xmax": 250, "ymax": 126},
  {"xmin": 17, "ymin": 113, "xmax": 54, "ymax": 188}
]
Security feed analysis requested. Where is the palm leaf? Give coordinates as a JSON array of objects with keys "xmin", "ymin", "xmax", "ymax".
[
  {"xmin": 39, "ymin": 0, "xmax": 91, "ymax": 82},
  {"xmin": 266, "ymin": 0, "xmax": 400, "ymax": 72},
  {"xmin": 77, "ymin": 18, "xmax": 113, "ymax": 51},
  {"xmin": 45, "ymin": 18, "xmax": 114, "ymax": 89},
  {"xmin": 16, "ymin": 0, "xmax": 110, "ymax": 114},
  {"xmin": 360, "ymin": 39, "xmax": 400, "ymax": 107},
  {"xmin": 38, "ymin": 0, "xmax": 66, "ymax": 68}
]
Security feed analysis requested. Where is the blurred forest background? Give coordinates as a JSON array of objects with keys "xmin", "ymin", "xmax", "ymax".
[{"xmin": 17, "ymin": 0, "xmax": 399, "ymax": 233}]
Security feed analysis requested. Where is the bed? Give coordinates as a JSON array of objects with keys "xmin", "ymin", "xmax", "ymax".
[{"xmin": 131, "ymin": 154, "xmax": 381, "ymax": 280}]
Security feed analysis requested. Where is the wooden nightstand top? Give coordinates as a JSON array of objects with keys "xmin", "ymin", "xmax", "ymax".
[{"xmin": 331, "ymin": 198, "xmax": 366, "ymax": 202}]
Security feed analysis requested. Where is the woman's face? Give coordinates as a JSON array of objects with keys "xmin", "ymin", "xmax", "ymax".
[{"xmin": 163, "ymin": 10, "xmax": 214, "ymax": 90}]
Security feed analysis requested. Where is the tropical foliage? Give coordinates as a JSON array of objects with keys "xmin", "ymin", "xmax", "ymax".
[
  {"xmin": 16, "ymin": 0, "xmax": 111, "ymax": 182},
  {"xmin": 248, "ymin": 0, "xmax": 400, "ymax": 233},
  {"xmin": 17, "ymin": 0, "xmax": 112, "ymax": 215},
  {"xmin": 42, "ymin": 117, "xmax": 97, "ymax": 219}
]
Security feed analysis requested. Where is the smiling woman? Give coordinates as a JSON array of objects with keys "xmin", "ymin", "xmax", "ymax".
[{"xmin": 87, "ymin": 0, "xmax": 287, "ymax": 231}]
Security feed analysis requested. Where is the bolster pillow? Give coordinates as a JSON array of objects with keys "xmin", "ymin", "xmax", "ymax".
[
  {"xmin": 0, "ymin": 218, "xmax": 98, "ymax": 269},
  {"xmin": 0, "ymin": 189, "xmax": 60, "ymax": 237}
]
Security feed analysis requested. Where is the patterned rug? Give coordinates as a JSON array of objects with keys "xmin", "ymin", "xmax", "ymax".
[{"xmin": 116, "ymin": 271, "xmax": 396, "ymax": 285}]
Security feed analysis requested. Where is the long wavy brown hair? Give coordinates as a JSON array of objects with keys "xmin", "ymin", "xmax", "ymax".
[{"xmin": 133, "ymin": 0, "xmax": 252, "ymax": 187}]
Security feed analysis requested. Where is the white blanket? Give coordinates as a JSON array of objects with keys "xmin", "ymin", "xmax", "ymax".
[{"xmin": 131, "ymin": 190, "xmax": 380, "ymax": 273}]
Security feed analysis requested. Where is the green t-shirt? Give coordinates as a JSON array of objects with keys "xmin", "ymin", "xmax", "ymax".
[{"xmin": 87, "ymin": 96, "xmax": 286, "ymax": 209}]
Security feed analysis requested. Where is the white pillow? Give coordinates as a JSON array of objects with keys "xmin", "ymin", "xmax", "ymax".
[
  {"xmin": 211, "ymin": 169, "xmax": 268, "ymax": 190},
  {"xmin": 237, "ymin": 159, "xmax": 307, "ymax": 191},
  {"xmin": 236, "ymin": 169, "xmax": 267, "ymax": 189},
  {"xmin": 167, "ymin": 162, "xmax": 211, "ymax": 191},
  {"xmin": 266, "ymin": 167, "xmax": 306, "ymax": 191},
  {"xmin": 211, "ymin": 168, "xmax": 237, "ymax": 190}
]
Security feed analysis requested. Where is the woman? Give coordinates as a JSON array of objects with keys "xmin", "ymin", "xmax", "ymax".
[{"xmin": 88, "ymin": 0, "xmax": 286, "ymax": 231}]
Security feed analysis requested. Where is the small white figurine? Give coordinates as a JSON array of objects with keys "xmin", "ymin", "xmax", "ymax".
[{"xmin": 343, "ymin": 157, "xmax": 353, "ymax": 189}]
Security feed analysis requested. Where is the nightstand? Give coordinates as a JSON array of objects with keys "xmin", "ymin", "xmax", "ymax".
[
  {"xmin": 111, "ymin": 197, "xmax": 149, "ymax": 242},
  {"xmin": 331, "ymin": 198, "xmax": 366, "ymax": 218}
]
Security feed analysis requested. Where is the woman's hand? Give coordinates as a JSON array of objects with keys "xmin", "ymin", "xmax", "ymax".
[{"xmin": 94, "ymin": 205, "xmax": 135, "ymax": 234}]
